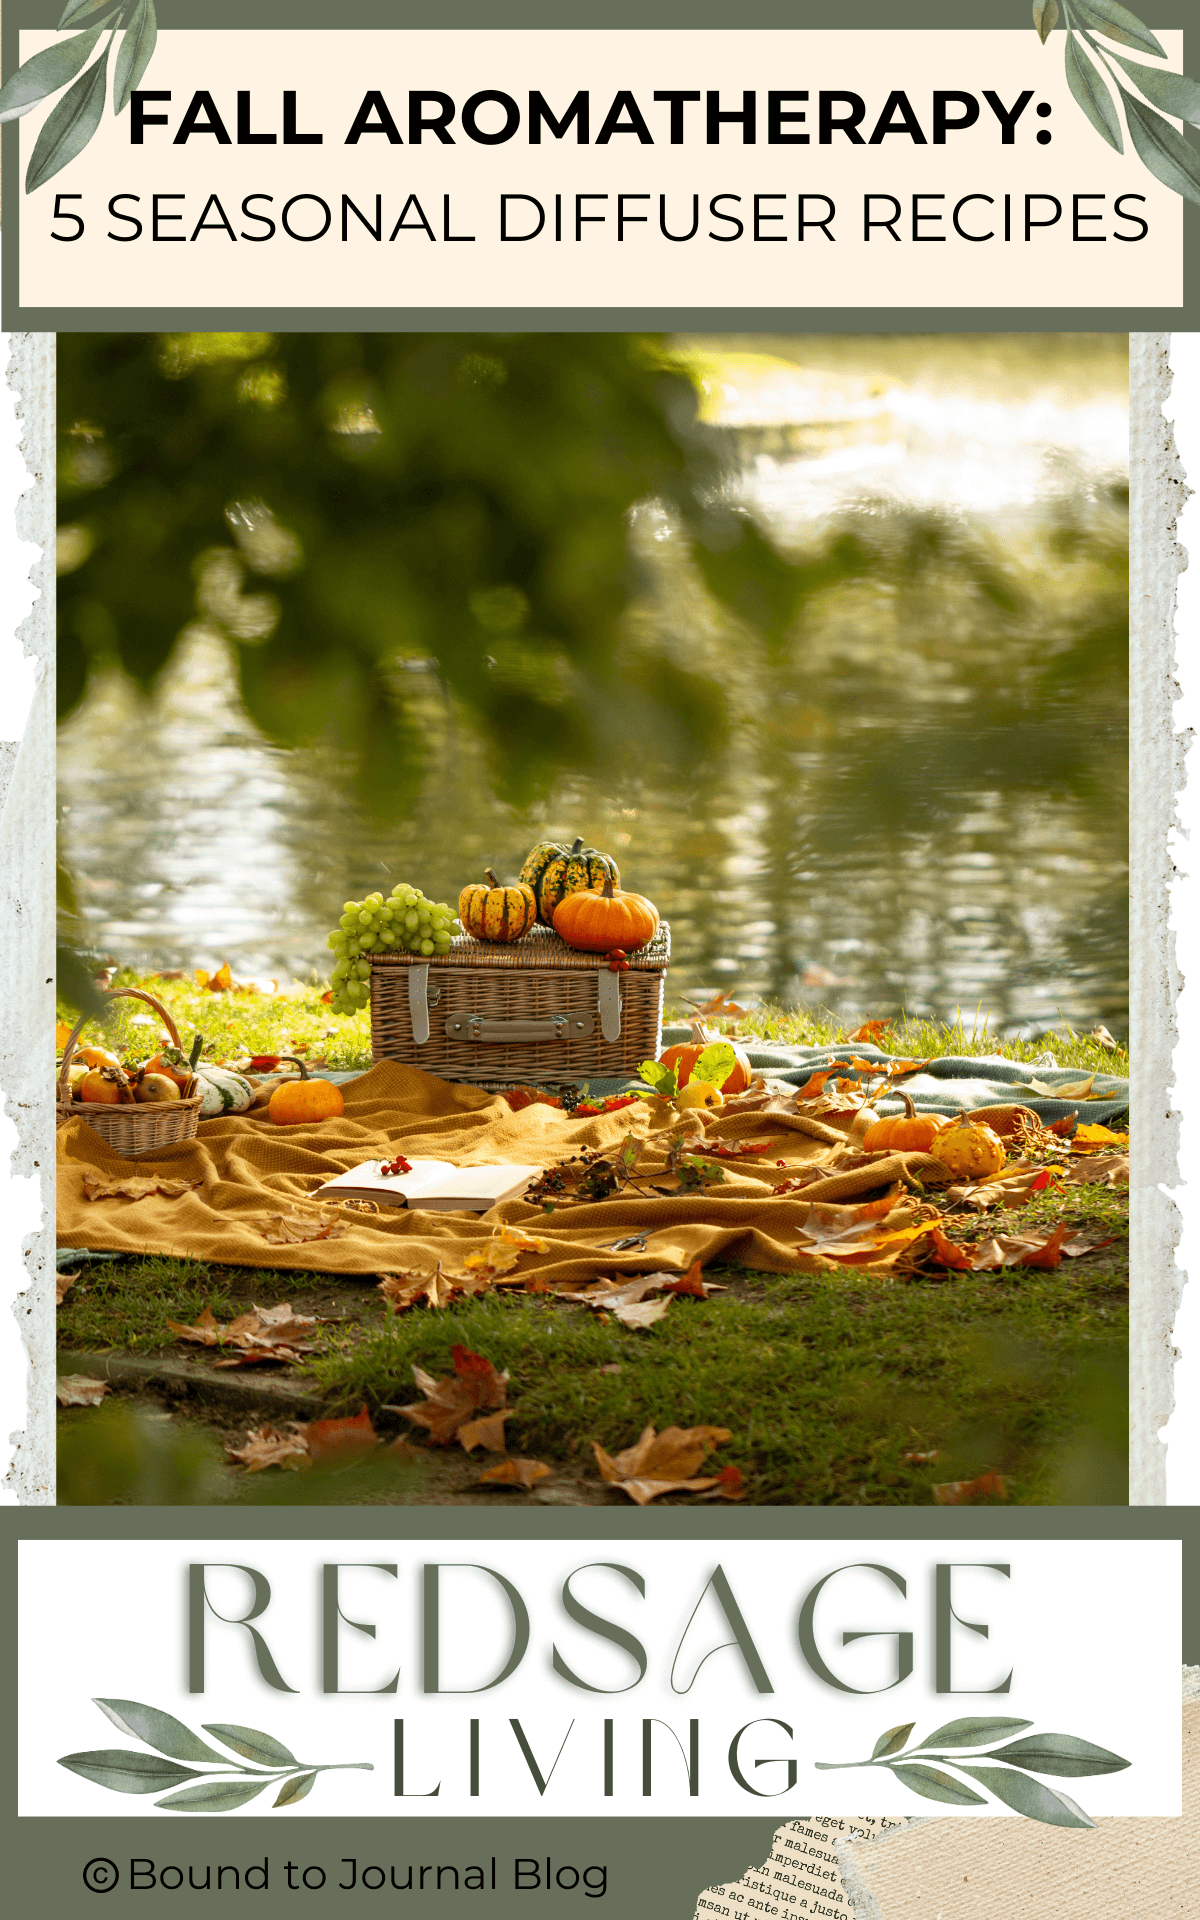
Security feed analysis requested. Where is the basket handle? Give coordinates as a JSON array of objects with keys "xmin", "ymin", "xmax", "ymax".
[{"xmin": 57, "ymin": 987, "xmax": 186, "ymax": 1097}]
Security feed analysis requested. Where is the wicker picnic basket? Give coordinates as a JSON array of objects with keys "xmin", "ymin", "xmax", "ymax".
[
  {"xmin": 57, "ymin": 987, "xmax": 203, "ymax": 1156},
  {"xmin": 370, "ymin": 923, "xmax": 671, "ymax": 1087}
]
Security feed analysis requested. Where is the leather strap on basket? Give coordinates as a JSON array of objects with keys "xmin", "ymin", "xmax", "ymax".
[
  {"xmin": 597, "ymin": 969, "xmax": 622, "ymax": 1043},
  {"xmin": 407, "ymin": 964, "xmax": 431, "ymax": 1045}
]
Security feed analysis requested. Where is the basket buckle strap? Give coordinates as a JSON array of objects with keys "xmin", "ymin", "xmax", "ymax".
[
  {"xmin": 444, "ymin": 1013, "xmax": 596, "ymax": 1043},
  {"xmin": 597, "ymin": 969, "xmax": 622, "ymax": 1042},
  {"xmin": 407, "ymin": 964, "xmax": 431, "ymax": 1045}
]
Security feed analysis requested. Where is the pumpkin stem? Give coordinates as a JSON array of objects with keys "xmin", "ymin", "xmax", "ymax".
[
  {"xmin": 484, "ymin": 868, "xmax": 501, "ymax": 889},
  {"xmin": 899, "ymin": 1091, "xmax": 916, "ymax": 1120},
  {"xmin": 278, "ymin": 1054, "xmax": 310, "ymax": 1081},
  {"xmin": 601, "ymin": 874, "xmax": 614, "ymax": 900},
  {"xmin": 570, "ymin": 837, "xmax": 585, "ymax": 855}
]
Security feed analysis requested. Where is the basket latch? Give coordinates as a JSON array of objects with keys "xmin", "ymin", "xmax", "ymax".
[
  {"xmin": 597, "ymin": 969, "xmax": 622, "ymax": 1042},
  {"xmin": 408, "ymin": 964, "xmax": 431, "ymax": 1045}
]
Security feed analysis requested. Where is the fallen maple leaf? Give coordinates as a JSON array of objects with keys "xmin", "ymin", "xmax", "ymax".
[
  {"xmin": 56, "ymin": 1020, "xmax": 74, "ymax": 1051},
  {"xmin": 56, "ymin": 1374, "xmax": 111, "ymax": 1407},
  {"xmin": 847, "ymin": 1019, "xmax": 893, "ymax": 1044},
  {"xmin": 226, "ymin": 1424, "xmax": 310, "ymax": 1472},
  {"xmin": 377, "ymin": 1268, "xmax": 462, "ymax": 1313},
  {"xmin": 921, "ymin": 1223, "xmax": 975, "ymax": 1271},
  {"xmin": 167, "ymin": 1306, "xmax": 223, "ymax": 1346},
  {"xmin": 1073, "ymin": 1122, "xmax": 1130, "ymax": 1149},
  {"xmin": 933, "ymin": 1470, "xmax": 1009, "ymax": 1505},
  {"xmin": 592, "ymin": 1423, "xmax": 737, "ymax": 1505},
  {"xmin": 684, "ymin": 989, "xmax": 754, "ymax": 1024},
  {"xmin": 458, "ymin": 1411, "xmax": 510, "ymax": 1453},
  {"xmin": 305, "ymin": 1406, "xmax": 379, "ymax": 1464},
  {"xmin": 56, "ymin": 1269, "xmax": 77, "ymax": 1306},
  {"xmin": 792, "ymin": 1064, "xmax": 853, "ymax": 1101},
  {"xmin": 1059, "ymin": 1153, "xmax": 1128, "ymax": 1189},
  {"xmin": 660, "ymin": 1259, "xmax": 709, "ymax": 1299},
  {"xmin": 452, "ymin": 1223, "xmax": 550, "ymax": 1283},
  {"xmin": 253, "ymin": 1210, "xmax": 348, "ymax": 1245},
  {"xmin": 388, "ymin": 1345, "xmax": 509, "ymax": 1448},
  {"xmin": 83, "ymin": 1173, "xmax": 200, "ymax": 1202},
  {"xmin": 480, "ymin": 1457, "xmax": 552, "ymax": 1489}
]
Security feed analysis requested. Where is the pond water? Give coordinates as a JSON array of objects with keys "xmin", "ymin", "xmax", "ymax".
[{"xmin": 57, "ymin": 334, "xmax": 1129, "ymax": 1037}]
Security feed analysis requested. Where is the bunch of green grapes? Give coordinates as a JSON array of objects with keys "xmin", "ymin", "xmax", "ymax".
[{"xmin": 326, "ymin": 884, "xmax": 459, "ymax": 1015}]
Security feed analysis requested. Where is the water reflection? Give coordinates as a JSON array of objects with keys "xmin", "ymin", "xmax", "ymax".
[{"xmin": 57, "ymin": 335, "xmax": 1128, "ymax": 1036}]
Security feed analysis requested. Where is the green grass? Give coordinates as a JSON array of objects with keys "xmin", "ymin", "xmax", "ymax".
[
  {"xmin": 58, "ymin": 1185, "xmax": 1128, "ymax": 1506},
  {"xmin": 63, "ymin": 969, "xmax": 1127, "ymax": 1081}
]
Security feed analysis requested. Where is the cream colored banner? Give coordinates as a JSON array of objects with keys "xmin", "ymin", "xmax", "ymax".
[{"xmin": 16, "ymin": 29, "xmax": 1184, "ymax": 310}]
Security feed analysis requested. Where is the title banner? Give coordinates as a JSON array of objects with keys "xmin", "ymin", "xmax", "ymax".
[
  {"xmin": 18, "ymin": 1538, "xmax": 1182, "ymax": 1822},
  {"xmin": 11, "ymin": 28, "xmax": 1186, "ymax": 315}
]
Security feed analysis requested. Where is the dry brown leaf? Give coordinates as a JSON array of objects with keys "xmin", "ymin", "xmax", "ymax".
[
  {"xmin": 683, "ymin": 989, "xmax": 754, "ymax": 1024},
  {"xmin": 933, "ymin": 1470, "xmax": 1009, "ymax": 1505},
  {"xmin": 56, "ymin": 1374, "xmax": 111, "ymax": 1407},
  {"xmin": 56, "ymin": 1269, "xmax": 77, "ymax": 1306},
  {"xmin": 83, "ymin": 1172, "xmax": 200, "ymax": 1202},
  {"xmin": 1061, "ymin": 1152, "xmax": 1129, "ymax": 1189},
  {"xmin": 613, "ymin": 1296, "xmax": 672, "ymax": 1331},
  {"xmin": 846, "ymin": 1019, "xmax": 893, "ymax": 1044},
  {"xmin": 377, "ymin": 1268, "xmax": 462, "ymax": 1313},
  {"xmin": 1073, "ymin": 1122, "xmax": 1129, "ymax": 1149},
  {"xmin": 226, "ymin": 1424, "xmax": 310, "ymax": 1471},
  {"xmin": 450, "ymin": 1223, "xmax": 551, "ymax": 1285},
  {"xmin": 388, "ymin": 1344, "xmax": 509, "ymax": 1447},
  {"xmin": 480, "ymin": 1457, "xmax": 552, "ymax": 1489},
  {"xmin": 166, "ymin": 1305, "xmax": 222, "ymax": 1346},
  {"xmin": 458, "ymin": 1411, "xmax": 511, "ymax": 1453},
  {"xmin": 253, "ymin": 1210, "xmax": 348, "ymax": 1245},
  {"xmin": 168, "ymin": 1302, "xmax": 319, "ymax": 1365},
  {"xmin": 592, "ymin": 1423, "xmax": 737, "ymax": 1505}
]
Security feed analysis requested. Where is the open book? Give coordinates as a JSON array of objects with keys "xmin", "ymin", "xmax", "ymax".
[{"xmin": 311, "ymin": 1158, "xmax": 541, "ymax": 1213}]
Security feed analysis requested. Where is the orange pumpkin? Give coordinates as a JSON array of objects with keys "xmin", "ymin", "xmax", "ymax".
[
  {"xmin": 552, "ymin": 875, "xmax": 659, "ymax": 953},
  {"xmin": 659, "ymin": 1021, "xmax": 753, "ymax": 1097},
  {"xmin": 861, "ymin": 1092, "xmax": 948, "ymax": 1153},
  {"xmin": 268, "ymin": 1057, "xmax": 346, "ymax": 1126}
]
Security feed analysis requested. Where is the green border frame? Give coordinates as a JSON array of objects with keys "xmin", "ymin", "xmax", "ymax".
[{"xmin": 3, "ymin": 1, "xmax": 1196, "ymax": 329}]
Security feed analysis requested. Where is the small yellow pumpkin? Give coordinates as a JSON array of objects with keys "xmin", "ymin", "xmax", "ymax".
[
  {"xmin": 458, "ymin": 869, "xmax": 537, "ymax": 944},
  {"xmin": 862, "ymin": 1091, "xmax": 948, "ymax": 1154},
  {"xmin": 930, "ymin": 1118, "xmax": 1006, "ymax": 1181}
]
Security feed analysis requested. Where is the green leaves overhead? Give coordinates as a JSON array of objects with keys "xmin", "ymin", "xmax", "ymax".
[
  {"xmin": 1042, "ymin": 1, "xmax": 1200, "ymax": 204},
  {"xmin": 1032, "ymin": 0, "xmax": 1060, "ymax": 44},
  {"xmin": 1122, "ymin": 89, "xmax": 1200, "ymax": 205},
  {"xmin": 1108, "ymin": 56, "xmax": 1200, "ymax": 126},
  {"xmin": 113, "ymin": 0, "xmax": 157, "ymax": 116},
  {"xmin": 0, "ymin": 23, "xmax": 110, "ymax": 123},
  {"xmin": 1069, "ymin": 0, "xmax": 1164, "ymax": 58},
  {"xmin": 25, "ymin": 39, "xmax": 111, "ymax": 193},
  {"xmin": 3, "ymin": 1, "xmax": 161, "ymax": 188},
  {"xmin": 1065, "ymin": 33, "xmax": 1123, "ymax": 151}
]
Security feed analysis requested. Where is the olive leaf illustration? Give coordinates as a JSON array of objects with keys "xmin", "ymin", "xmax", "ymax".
[
  {"xmin": 0, "ymin": 0, "xmax": 159, "ymax": 195},
  {"xmin": 58, "ymin": 1699, "xmax": 372, "ymax": 1812},
  {"xmin": 817, "ymin": 1714, "xmax": 1130, "ymax": 1827},
  {"xmin": 1033, "ymin": 0, "xmax": 1200, "ymax": 204}
]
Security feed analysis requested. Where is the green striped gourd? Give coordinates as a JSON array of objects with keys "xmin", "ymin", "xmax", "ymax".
[{"xmin": 518, "ymin": 836, "xmax": 621, "ymax": 927}]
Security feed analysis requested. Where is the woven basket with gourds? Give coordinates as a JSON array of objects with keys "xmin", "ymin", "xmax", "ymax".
[{"xmin": 57, "ymin": 988, "xmax": 203, "ymax": 1157}]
